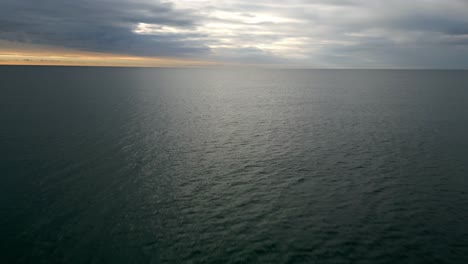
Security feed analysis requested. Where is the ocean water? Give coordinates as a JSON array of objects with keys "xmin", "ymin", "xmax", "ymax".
[{"xmin": 1, "ymin": 66, "xmax": 468, "ymax": 263}]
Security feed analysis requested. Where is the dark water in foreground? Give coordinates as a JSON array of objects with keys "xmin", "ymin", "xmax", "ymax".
[{"xmin": 1, "ymin": 67, "xmax": 468, "ymax": 263}]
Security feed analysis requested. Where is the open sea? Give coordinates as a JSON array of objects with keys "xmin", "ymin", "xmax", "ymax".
[{"xmin": 1, "ymin": 66, "xmax": 468, "ymax": 263}]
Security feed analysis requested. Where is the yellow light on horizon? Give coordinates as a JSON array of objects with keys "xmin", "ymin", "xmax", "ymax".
[{"xmin": 0, "ymin": 41, "xmax": 217, "ymax": 67}]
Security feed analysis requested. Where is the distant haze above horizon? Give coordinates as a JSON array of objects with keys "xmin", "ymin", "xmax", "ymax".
[{"xmin": 1, "ymin": 0, "xmax": 468, "ymax": 68}]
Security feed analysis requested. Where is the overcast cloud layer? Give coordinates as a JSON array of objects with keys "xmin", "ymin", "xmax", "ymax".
[{"xmin": 1, "ymin": 0, "xmax": 468, "ymax": 68}]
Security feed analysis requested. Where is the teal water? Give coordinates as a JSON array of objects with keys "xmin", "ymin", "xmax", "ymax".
[{"xmin": 1, "ymin": 67, "xmax": 468, "ymax": 263}]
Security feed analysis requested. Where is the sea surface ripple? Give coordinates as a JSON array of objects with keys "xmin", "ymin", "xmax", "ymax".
[{"xmin": 1, "ymin": 67, "xmax": 468, "ymax": 263}]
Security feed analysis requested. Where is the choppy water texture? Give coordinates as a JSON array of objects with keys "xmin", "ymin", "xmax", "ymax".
[{"xmin": 1, "ymin": 67, "xmax": 468, "ymax": 263}]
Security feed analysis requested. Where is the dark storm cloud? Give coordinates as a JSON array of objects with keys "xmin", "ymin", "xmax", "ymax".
[{"xmin": 0, "ymin": 0, "xmax": 209, "ymax": 57}]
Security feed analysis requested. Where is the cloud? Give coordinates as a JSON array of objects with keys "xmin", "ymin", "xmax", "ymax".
[
  {"xmin": 1, "ymin": 0, "xmax": 467, "ymax": 68},
  {"xmin": 0, "ymin": 0, "xmax": 209, "ymax": 57}
]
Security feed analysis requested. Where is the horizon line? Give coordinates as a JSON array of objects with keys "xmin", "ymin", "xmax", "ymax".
[{"xmin": 1, "ymin": 64, "xmax": 467, "ymax": 71}]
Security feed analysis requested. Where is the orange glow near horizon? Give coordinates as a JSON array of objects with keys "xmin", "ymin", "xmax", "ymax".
[{"xmin": 0, "ymin": 41, "xmax": 218, "ymax": 67}]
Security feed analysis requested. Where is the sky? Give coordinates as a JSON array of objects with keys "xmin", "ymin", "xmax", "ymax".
[{"xmin": 1, "ymin": 0, "xmax": 468, "ymax": 68}]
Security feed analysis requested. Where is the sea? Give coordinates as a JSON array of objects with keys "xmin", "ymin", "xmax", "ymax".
[{"xmin": 1, "ymin": 66, "xmax": 468, "ymax": 263}]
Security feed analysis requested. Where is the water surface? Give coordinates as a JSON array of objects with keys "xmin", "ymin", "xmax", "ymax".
[{"xmin": 1, "ymin": 67, "xmax": 468, "ymax": 263}]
